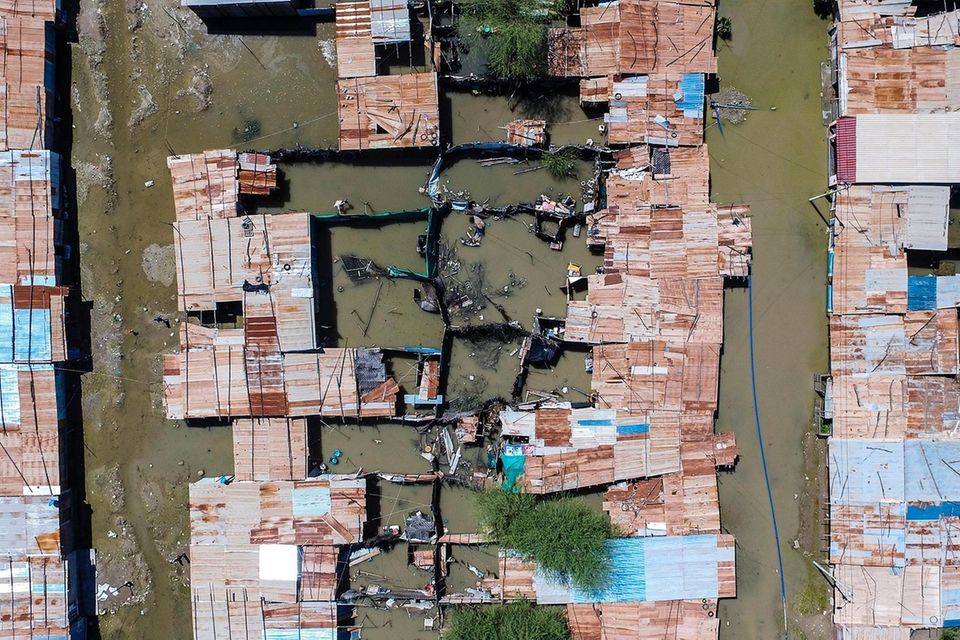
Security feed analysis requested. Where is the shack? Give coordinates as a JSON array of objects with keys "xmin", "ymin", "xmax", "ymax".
[
  {"xmin": 337, "ymin": 72, "xmax": 440, "ymax": 150},
  {"xmin": 547, "ymin": 0, "xmax": 718, "ymax": 79},
  {"xmin": 189, "ymin": 476, "xmax": 365, "ymax": 639},
  {"xmin": 831, "ymin": 114, "xmax": 960, "ymax": 184},
  {"xmin": 163, "ymin": 151, "xmax": 402, "ymax": 421},
  {"xmin": 0, "ymin": 15, "xmax": 54, "ymax": 151},
  {"xmin": 163, "ymin": 325, "xmax": 399, "ymax": 419},
  {"xmin": 498, "ymin": 405, "xmax": 682, "ymax": 493},
  {"xmin": 335, "ymin": 0, "xmax": 412, "ymax": 78},
  {"xmin": 232, "ymin": 417, "xmax": 309, "ymax": 481},
  {"xmin": 604, "ymin": 74, "xmax": 706, "ymax": 146},
  {"xmin": 0, "ymin": 365, "xmax": 61, "ymax": 494}
]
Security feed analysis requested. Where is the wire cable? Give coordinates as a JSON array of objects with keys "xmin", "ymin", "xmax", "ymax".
[{"xmin": 748, "ymin": 274, "xmax": 789, "ymax": 639}]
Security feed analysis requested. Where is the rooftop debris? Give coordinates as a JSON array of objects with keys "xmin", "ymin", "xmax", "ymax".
[
  {"xmin": 337, "ymin": 73, "xmax": 441, "ymax": 150},
  {"xmin": 828, "ymin": 4, "xmax": 960, "ymax": 636},
  {"xmin": 506, "ymin": 119, "xmax": 547, "ymax": 148}
]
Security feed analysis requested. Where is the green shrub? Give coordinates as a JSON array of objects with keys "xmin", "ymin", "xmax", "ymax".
[
  {"xmin": 540, "ymin": 147, "xmax": 579, "ymax": 179},
  {"xmin": 457, "ymin": 0, "xmax": 555, "ymax": 81},
  {"xmin": 445, "ymin": 601, "xmax": 569, "ymax": 640},
  {"xmin": 475, "ymin": 490, "xmax": 613, "ymax": 591},
  {"xmin": 717, "ymin": 16, "xmax": 732, "ymax": 41}
]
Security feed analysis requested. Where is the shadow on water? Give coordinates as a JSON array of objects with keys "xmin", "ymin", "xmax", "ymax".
[
  {"xmin": 312, "ymin": 216, "xmax": 339, "ymax": 344},
  {"xmin": 54, "ymin": 0, "xmax": 102, "ymax": 633},
  {"xmin": 199, "ymin": 16, "xmax": 325, "ymax": 37}
]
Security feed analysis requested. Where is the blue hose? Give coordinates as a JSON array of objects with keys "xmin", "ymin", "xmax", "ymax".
[{"xmin": 747, "ymin": 275, "xmax": 789, "ymax": 638}]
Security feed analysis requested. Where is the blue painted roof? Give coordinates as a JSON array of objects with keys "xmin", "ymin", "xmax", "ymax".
[
  {"xmin": 292, "ymin": 486, "xmax": 331, "ymax": 517},
  {"xmin": 828, "ymin": 439, "xmax": 904, "ymax": 504},
  {"xmin": 676, "ymin": 74, "xmax": 705, "ymax": 118},
  {"xmin": 14, "ymin": 308, "xmax": 52, "ymax": 362},
  {"xmin": 0, "ymin": 365, "xmax": 20, "ymax": 427},
  {"xmin": 905, "ymin": 440, "xmax": 960, "ymax": 502},
  {"xmin": 534, "ymin": 535, "xmax": 729, "ymax": 603},
  {"xmin": 0, "ymin": 286, "xmax": 53, "ymax": 363}
]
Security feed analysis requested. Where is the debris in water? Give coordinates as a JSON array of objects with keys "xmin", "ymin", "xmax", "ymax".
[{"xmin": 709, "ymin": 87, "xmax": 753, "ymax": 124}]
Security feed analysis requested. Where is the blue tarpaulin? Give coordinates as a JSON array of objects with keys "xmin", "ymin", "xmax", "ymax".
[
  {"xmin": 577, "ymin": 419, "xmax": 613, "ymax": 427},
  {"xmin": 616, "ymin": 423, "xmax": 650, "ymax": 435},
  {"xmin": 906, "ymin": 502, "xmax": 960, "ymax": 521},
  {"xmin": 500, "ymin": 453, "xmax": 526, "ymax": 492},
  {"xmin": 908, "ymin": 275, "xmax": 937, "ymax": 310}
]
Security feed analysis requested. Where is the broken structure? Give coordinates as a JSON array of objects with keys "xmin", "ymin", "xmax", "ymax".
[
  {"xmin": 162, "ymin": 150, "xmax": 400, "ymax": 420},
  {"xmin": 172, "ymin": 2, "xmax": 748, "ymax": 639},
  {"xmin": 335, "ymin": 0, "xmax": 440, "ymax": 150}
]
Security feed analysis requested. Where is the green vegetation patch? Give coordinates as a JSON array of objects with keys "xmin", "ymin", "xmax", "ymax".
[
  {"xmin": 445, "ymin": 600, "xmax": 569, "ymax": 640},
  {"xmin": 457, "ymin": 0, "xmax": 554, "ymax": 81},
  {"xmin": 540, "ymin": 147, "xmax": 579, "ymax": 179},
  {"xmin": 476, "ymin": 489, "xmax": 613, "ymax": 591}
]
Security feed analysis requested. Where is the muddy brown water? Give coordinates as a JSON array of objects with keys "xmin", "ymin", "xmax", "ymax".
[
  {"xmin": 72, "ymin": 0, "xmax": 829, "ymax": 637},
  {"xmin": 710, "ymin": 2, "xmax": 831, "ymax": 639}
]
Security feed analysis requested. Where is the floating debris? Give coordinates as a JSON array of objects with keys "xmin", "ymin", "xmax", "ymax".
[{"xmin": 709, "ymin": 87, "xmax": 753, "ymax": 124}]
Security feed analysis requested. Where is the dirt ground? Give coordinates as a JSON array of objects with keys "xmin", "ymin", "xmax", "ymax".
[{"xmin": 70, "ymin": 0, "xmax": 320, "ymax": 635}]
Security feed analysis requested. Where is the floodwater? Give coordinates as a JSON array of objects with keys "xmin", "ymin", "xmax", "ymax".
[
  {"xmin": 71, "ymin": 1, "xmax": 603, "ymax": 632},
  {"xmin": 710, "ymin": 2, "xmax": 831, "ymax": 639},
  {"xmin": 70, "ymin": 0, "xmax": 831, "ymax": 636}
]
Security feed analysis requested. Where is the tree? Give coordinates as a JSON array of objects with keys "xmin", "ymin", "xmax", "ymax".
[
  {"xmin": 475, "ymin": 489, "xmax": 614, "ymax": 591},
  {"xmin": 716, "ymin": 16, "xmax": 732, "ymax": 41},
  {"xmin": 812, "ymin": 0, "xmax": 833, "ymax": 20}
]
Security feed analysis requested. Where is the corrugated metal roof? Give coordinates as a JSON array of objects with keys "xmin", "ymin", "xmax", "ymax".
[
  {"xmin": 369, "ymin": 0, "xmax": 409, "ymax": 43},
  {"xmin": 829, "ymin": 438, "xmax": 905, "ymax": 503},
  {"xmin": 904, "ymin": 185, "xmax": 950, "ymax": 250},
  {"xmin": 849, "ymin": 114, "xmax": 960, "ymax": 183},
  {"xmin": 525, "ymin": 534, "xmax": 735, "ymax": 604}
]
